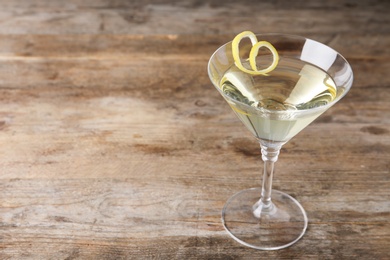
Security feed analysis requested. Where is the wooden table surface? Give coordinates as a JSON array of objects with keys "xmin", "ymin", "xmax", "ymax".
[{"xmin": 0, "ymin": 0, "xmax": 389, "ymax": 259}]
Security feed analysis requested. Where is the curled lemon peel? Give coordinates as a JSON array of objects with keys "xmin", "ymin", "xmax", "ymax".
[{"xmin": 232, "ymin": 31, "xmax": 279, "ymax": 75}]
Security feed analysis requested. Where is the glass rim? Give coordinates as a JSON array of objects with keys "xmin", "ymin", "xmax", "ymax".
[{"xmin": 207, "ymin": 33, "xmax": 354, "ymax": 116}]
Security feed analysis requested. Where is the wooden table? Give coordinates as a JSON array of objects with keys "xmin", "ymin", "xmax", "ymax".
[{"xmin": 0, "ymin": 0, "xmax": 389, "ymax": 259}]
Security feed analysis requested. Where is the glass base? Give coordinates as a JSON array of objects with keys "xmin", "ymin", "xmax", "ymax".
[{"xmin": 222, "ymin": 188, "xmax": 308, "ymax": 250}]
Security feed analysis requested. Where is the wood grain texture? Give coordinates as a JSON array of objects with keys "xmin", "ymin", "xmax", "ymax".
[{"xmin": 0, "ymin": 0, "xmax": 389, "ymax": 259}]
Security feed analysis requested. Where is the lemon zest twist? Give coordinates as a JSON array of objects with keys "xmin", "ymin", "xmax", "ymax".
[{"xmin": 232, "ymin": 31, "xmax": 279, "ymax": 75}]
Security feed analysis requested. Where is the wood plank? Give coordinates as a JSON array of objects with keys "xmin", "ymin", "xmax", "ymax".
[
  {"xmin": 0, "ymin": 34, "xmax": 388, "ymax": 92},
  {"xmin": 0, "ymin": 178, "xmax": 388, "ymax": 258},
  {"xmin": 0, "ymin": 0, "xmax": 388, "ymax": 35},
  {"xmin": 0, "ymin": 33, "xmax": 388, "ymax": 59}
]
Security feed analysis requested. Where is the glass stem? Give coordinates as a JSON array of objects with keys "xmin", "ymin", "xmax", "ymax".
[{"xmin": 253, "ymin": 140, "xmax": 283, "ymax": 217}]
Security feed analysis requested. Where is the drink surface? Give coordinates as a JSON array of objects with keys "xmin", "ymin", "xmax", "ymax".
[{"xmin": 219, "ymin": 57, "xmax": 337, "ymax": 141}]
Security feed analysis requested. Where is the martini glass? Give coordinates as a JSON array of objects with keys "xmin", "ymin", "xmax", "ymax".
[{"xmin": 208, "ymin": 34, "xmax": 353, "ymax": 250}]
